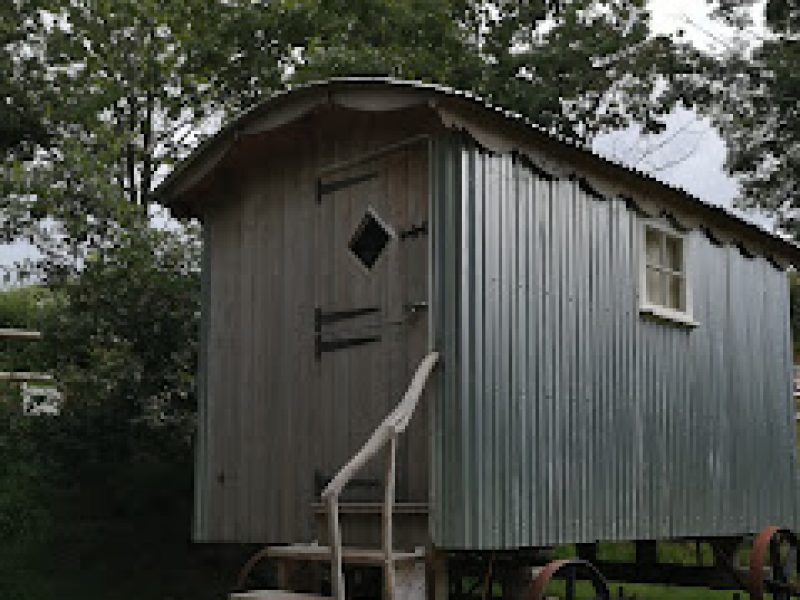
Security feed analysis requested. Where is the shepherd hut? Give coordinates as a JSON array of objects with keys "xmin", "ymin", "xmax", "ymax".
[{"xmin": 155, "ymin": 78, "xmax": 800, "ymax": 599}]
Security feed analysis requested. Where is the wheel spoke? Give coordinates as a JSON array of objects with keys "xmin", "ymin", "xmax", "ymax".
[{"xmin": 565, "ymin": 565, "xmax": 576, "ymax": 600}]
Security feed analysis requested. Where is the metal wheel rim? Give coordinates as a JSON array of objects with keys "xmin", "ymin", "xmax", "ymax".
[
  {"xmin": 528, "ymin": 558, "xmax": 610, "ymax": 600},
  {"xmin": 748, "ymin": 526, "xmax": 800, "ymax": 600}
]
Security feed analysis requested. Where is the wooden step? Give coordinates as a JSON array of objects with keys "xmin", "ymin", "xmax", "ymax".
[
  {"xmin": 310, "ymin": 501, "xmax": 428, "ymax": 515},
  {"xmin": 230, "ymin": 591, "xmax": 330, "ymax": 600},
  {"xmin": 265, "ymin": 544, "xmax": 424, "ymax": 565},
  {"xmin": 311, "ymin": 502, "xmax": 429, "ymax": 549}
]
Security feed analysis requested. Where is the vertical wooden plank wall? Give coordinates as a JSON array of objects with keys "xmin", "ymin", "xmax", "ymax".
[{"xmin": 196, "ymin": 109, "xmax": 436, "ymax": 542}]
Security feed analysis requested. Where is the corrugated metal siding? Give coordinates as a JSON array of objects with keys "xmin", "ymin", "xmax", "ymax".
[{"xmin": 431, "ymin": 135, "xmax": 798, "ymax": 549}]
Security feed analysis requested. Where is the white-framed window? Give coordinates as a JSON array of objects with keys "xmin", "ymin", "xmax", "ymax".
[{"xmin": 640, "ymin": 222, "xmax": 696, "ymax": 326}]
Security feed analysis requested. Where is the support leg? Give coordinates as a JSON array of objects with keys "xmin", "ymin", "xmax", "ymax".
[
  {"xmin": 276, "ymin": 559, "xmax": 296, "ymax": 590},
  {"xmin": 427, "ymin": 548, "xmax": 448, "ymax": 600}
]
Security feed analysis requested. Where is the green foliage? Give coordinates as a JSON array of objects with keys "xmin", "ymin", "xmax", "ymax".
[
  {"xmin": 0, "ymin": 0, "xmax": 48, "ymax": 154},
  {"xmin": 266, "ymin": 0, "xmax": 715, "ymax": 140},
  {"xmin": 2, "ymin": 0, "xmax": 721, "ymax": 259},
  {"xmin": 0, "ymin": 286, "xmax": 55, "ymax": 329},
  {"xmin": 1, "ymin": 0, "xmax": 276, "ymax": 255},
  {"xmin": 40, "ymin": 222, "xmax": 200, "ymax": 423},
  {"xmin": 0, "ymin": 405, "xmax": 51, "ymax": 544},
  {"xmin": 280, "ymin": 0, "xmax": 484, "ymax": 86},
  {"xmin": 709, "ymin": 0, "xmax": 800, "ymax": 234},
  {"xmin": 2, "ymin": 3, "xmax": 189, "ymax": 253},
  {"xmin": 0, "ymin": 287, "xmax": 55, "ymax": 386},
  {"xmin": 3, "ymin": 5, "xmax": 205, "ymax": 592},
  {"xmin": 0, "ymin": 402, "xmax": 237, "ymax": 600},
  {"xmin": 461, "ymin": 1, "xmax": 713, "ymax": 139},
  {"xmin": 0, "ymin": 223, "xmax": 211, "ymax": 599}
]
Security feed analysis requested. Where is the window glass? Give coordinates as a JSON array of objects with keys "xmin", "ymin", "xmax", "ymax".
[
  {"xmin": 669, "ymin": 275, "xmax": 685, "ymax": 311},
  {"xmin": 665, "ymin": 236, "xmax": 682, "ymax": 271},
  {"xmin": 349, "ymin": 210, "xmax": 391, "ymax": 270},
  {"xmin": 645, "ymin": 228, "xmax": 661, "ymax": 266},
  {"xmin": 646, "ymin": 267, "xmax": 663, "ymax": 305},
  {"xmin": 643, "ymin": 225, "xmax": 687, "ymax": 315}
]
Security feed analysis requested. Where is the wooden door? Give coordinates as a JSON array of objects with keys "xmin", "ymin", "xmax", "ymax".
[{"xmin": 315, "ymin": 143, "xmax": 429, "ymax": 503}]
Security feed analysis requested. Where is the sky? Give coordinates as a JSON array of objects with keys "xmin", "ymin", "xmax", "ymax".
[{"xmin": 0, "ymin": 0, "xmax": 769, "ymax": 273}]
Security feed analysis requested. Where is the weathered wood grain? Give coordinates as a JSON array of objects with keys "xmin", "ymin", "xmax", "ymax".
[{"xmin": 196, "ymin": 108, "xmax": 437, "ymax": 543}]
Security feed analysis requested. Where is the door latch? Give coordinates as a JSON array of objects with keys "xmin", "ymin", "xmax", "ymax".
[
  {"xmin": 404, "ymin": 301, "xmax": 428, "ymax": 315},
  {"xmin": 399, "ymin": 220, "xmax": 428, "ymax": 239}
]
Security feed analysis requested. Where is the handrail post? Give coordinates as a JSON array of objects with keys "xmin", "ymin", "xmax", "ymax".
[
  {"xmin": 328, "ymin": 494, "xmax": 344, "ymax": 600},
  {"xmin": 322, "ymin": 352, "xmax": 439, "ymax": 600},
  {"xmin": 383, "ymin": 430, "xmax": 398, "ymax": 600}
]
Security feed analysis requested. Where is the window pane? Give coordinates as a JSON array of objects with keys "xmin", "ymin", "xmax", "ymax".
[
  {"xmin": 665, "ymin": 235, "xmax": 682, "ymax": 272},
  {"xmin": 646, "ymin": 267, "xmax": 663, "ymax": 305},
  {"xmin": 645, "ymin": 228, "xmax": 661, "ymax": 266},
  {"xmin": 669, "ymin": 275, "xmax": 685, "ymax": 311},
  {"xmin": 349, "ymin": 211, "xmax": 391, "ymax": 270},
  {"xmin": 665, "ymin": 273, "xmax": 672, "ymax": 309}
]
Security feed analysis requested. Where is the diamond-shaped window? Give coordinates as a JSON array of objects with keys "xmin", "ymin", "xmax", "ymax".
[{"xmin": 349, "ymin": 210, "xmax": 391, "ymax": 270}]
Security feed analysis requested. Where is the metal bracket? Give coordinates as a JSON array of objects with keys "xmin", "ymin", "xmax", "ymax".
[
  {"xmin": 315, "ymin": 306, "xmax": 382, "ymax": 358},
  {"xmin": 404, "ymin": 301, "xmax": 428, "ymax": 315},
  {"xmin": 314, "ymin": 470, "xmax": 380, "ymax": 496},
  {"xmin": 399, "ymin": 220, "xmax": 428, "ymax": 240},
  {"xmin": 315, "ymin": 306, "xmax": 380, "ymax": 328},
  {"xmin": 316, "ymin": 334, "xmax": 381, "ymax": 358},
  {"xmin": 316, "ymin": 171, "xmax": 378, "ymax": 203}
]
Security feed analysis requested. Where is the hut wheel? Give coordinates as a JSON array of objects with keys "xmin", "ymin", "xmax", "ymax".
[
  {"xmin": 235, "ymin": 546, "xmax": 272, "ymax": 592},
  {"xmin": 527, "ymin": 558, "xmax": 609, "ymax": 600},
  {"xmin": 748, "ymin": 526, "xmax": 800, "ymax": 600}
]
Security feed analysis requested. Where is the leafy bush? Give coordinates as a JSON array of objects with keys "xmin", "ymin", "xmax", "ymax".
[{"xmin": 0, "ymin": 222, "xmax": 224, "ymax": 600}]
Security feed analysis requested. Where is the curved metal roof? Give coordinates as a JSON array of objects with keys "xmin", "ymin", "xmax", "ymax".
[{"xmin": 154, "ymin": 77, "xmax": 800, "ymax": 264}]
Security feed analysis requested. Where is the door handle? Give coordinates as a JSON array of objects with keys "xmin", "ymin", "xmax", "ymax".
[{"xmin": 404, "ymin": 301, "xmax": 428, "ymax": 314}]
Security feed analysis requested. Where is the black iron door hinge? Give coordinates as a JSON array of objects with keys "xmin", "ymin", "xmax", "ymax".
[
  {"xmin": 316, "ymin": 172, "xmax": 378, "ymax": 203},
  {"xmin": 314, "ymin": 306, "xmax": 381, "ymax": 358}
]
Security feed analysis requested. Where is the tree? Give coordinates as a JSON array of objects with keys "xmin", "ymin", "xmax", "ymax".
[
  {"xmin": 276, "ymin": 0, "xmax": 716, "ymax": 140},
  {"xmin": 2, "ymin": 2, "xmax": 224, "ymax": 255},
  {"xmin": 0, "ymin": 0, "xmax": 48, "ymax": 154},
  {"xmin": 708, "ymin": 0, "xmax": 800, "ymax": 235},
  {"xmin": 37, "ymin": 222, "xmax": 200, "ymax": 425},
  {"xmin": 273, "ymin": 0, "xmax": 484, "ymax": 91},
  {"xmin": 0, "ymin": 0, "xmax": 295, "ymax": 272},
  {"xmin": 0, "ymin": 287, "xmax": 55, "ymax": 384},
  {"xmin": 0, "ymin": 224, "xmax": 223, "ymax": 600},
  {"xmin": 2, "ymin": 1, "xmax": 721, "ymax": 258},
  {"xmin": 464, "ymin": 1, "xmax": 715, "ymax": 139}
]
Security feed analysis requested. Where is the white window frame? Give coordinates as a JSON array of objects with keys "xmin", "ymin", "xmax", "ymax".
[{"xmin": 639, "ymin": 220, "xmax": 698, "ymax": 327}]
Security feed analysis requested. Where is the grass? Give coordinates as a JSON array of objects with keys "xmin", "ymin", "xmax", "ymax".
[
  {"xmin": 544, "ymin": 580, "xmax": 738, "ymax": 599},
  {"xmin": 1, "ymin": 535, "xmax": 752, "ymax": 600}
]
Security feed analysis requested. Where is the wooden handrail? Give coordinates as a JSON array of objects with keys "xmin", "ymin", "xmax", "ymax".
[
  {"xmin": 321, "ymin": 351, "xmax": 440, "ymax": 500},
  {"xmin": 322, "ymin": 351, "xmax": 439, "ymax": 600}
]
